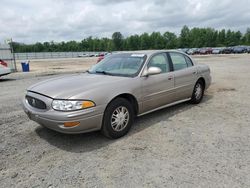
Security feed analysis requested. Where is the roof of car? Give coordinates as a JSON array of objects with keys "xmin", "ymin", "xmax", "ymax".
[{"xmin": 114, "ymin": 50, "xmax": 185, "ymax": 57}]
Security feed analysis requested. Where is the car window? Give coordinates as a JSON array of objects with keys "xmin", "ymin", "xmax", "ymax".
[
  {"xmin": 169, "ymin": 52, "xmax": 188, "ymax": 71},
  {"xmin": 88, "ymin": 54, "xmax": 146, "ymax": 77},
  {"xmin": 185, "ymin": 56, "xmax": 193, "ymax": 67},
  {"xmin": 147, "ymin": 53, "xmax": 170, "ymax": 73}
]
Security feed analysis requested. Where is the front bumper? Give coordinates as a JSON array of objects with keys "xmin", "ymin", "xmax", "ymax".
[{"xmin": 22, "ymin": 91, "xmax": 104, "ymax": 134}]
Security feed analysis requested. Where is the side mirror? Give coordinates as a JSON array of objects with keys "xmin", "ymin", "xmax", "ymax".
[{"xmin": 143, "ymin": 67, "xmax": 162, "ymax": 76}]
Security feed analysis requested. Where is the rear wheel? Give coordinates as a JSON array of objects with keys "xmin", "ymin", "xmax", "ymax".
[
  {"xmin": 190, "ymin": 80, "xmax": 204, "ymax": 104},
  {"xmin": 101, "ymin": 98, "xmax": 134, "ymax": 139}
]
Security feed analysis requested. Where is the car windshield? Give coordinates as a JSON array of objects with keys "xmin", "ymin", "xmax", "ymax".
[{"xmin": 88, "ymin": 53, "xmax": 146, "ymax": 77}]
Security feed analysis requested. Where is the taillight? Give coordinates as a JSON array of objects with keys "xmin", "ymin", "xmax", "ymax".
[{"xmin": 0, "ymin": 60, "xmax": 8, "ymax": 67}]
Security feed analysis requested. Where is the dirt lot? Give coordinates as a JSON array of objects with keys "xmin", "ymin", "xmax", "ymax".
[{"xmin": 1, "ymin": 54, "xmax": 250, "ymax": 187}]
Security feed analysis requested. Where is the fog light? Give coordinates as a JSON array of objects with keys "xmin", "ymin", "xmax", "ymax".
[{"xmin": 64, "ymin": 122, "xmax": 80, "ymax": 127}]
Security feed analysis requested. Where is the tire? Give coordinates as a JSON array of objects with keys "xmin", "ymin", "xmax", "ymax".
[
  {"xmin": 101, "ymin": 98, "xmax": 134, "ymax": 139},
  {"xmin": 190, "ymin": 80, "xmax": 204, "ymax": 104}
]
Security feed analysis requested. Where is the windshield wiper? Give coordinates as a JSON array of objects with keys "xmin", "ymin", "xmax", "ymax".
[{"xmin": 95, "ymin": 70, "xmax": 114, "ymax": 75}]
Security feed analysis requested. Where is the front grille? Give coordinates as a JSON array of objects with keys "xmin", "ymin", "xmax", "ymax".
[{"xmin": 26, "ymin": 95, "xmax": 47, "ymax": 109}]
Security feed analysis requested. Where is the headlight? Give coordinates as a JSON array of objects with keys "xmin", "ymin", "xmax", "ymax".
[{"xmin": 52, "ymin": 100, "xmax": 95, "ymax": 111}]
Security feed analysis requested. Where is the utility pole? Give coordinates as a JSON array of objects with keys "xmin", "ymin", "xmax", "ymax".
[{"xmin": 8, "ymin": 38, "xmax": 17, "ymax": 72}]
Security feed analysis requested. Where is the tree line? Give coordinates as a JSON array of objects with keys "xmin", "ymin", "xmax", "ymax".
[{"xmin": 13, "ymin": 26, "xmax": 250, "ymax": 52}]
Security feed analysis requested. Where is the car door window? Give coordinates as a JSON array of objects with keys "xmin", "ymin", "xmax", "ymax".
[
  {"xmin": 169, "ymin": 52, "xmax": 188, "ymax": 71},
  {"xmin": 185, "ymin": 56, "xmax": 193, "ymax": 67},
  {"xmin": 147, "ymin": 53, "xmax": 170, "ymax": 73}
]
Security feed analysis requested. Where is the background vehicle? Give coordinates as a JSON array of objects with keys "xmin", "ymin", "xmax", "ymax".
[
  {"xmin": 199, "ymin": 48, "xmax": 212, "ymax": 55},
  {"xmin": 233, "ymin": 46, "xmax": 247, "ymax": 53},
  {"xmin": 96, "ymin": 54, "xmax": 105, "ymax": 63},
  {"xmin": 23, "ymin": 51, "xmax": 211, "ymax": 138},
  {"xmin": 212, "ymin": 47, "xmax": 224, "ymax": 54},
  {"xmin": 187, "ymin": 48, "xmax": 199, "ymax": 55},
  {"xmin": 96, "ymin": 53, "xmax": 112, "ymax": 63},
  {"xmin": 247, "ymin": 46, "xmax": 250, "ymax": 53},
  {"xmin": 177, "ymin": 48, "xmax": 189, "ymax": 54},
  {"xmin": 222, "ymin": 47, "xmax": 233, "ymax": 54},
  {"xmin": 77, "ymin": 54, "xmax": 88, "ymax": 57},
  {"xmin": 0, "ymin": 60, "xmax": 11, "ymax": 77}
]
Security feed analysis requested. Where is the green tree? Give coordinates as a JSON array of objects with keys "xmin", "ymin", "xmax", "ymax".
[
  {"xmin": 140, "ymin": 33, "xmax": 150, "ymax": 50},
  {"xmin": 179, "ymin": 25, "xmax": 190, "ymax": 48},
  {"xmin": 150, "ymin": 32, "xmax": 165, "ymax": 49},
  {"xmin": 163, "ymin": 31, "xmax": 177, "ymax": 49},
  {"xmin": 242, "ymin": 28, "xmax": 250, "ymax": 45},
  {"xmin": 127, "ymin": 35, "xmax": 140, "ymax": 50},
  {"xmin": 246, "ymin": 28, "xmax": 250, "ymax": 44},
  {"xmin": 217, "ymin": 29, "xmax": 226, "ymax": 46},
  {"xmin": 12, "ymin": 26, "xmax": 250, "ymax": 53},
  {"xmin": 112, "ymin": 32, "xmax": 123, "ymax": 50}
]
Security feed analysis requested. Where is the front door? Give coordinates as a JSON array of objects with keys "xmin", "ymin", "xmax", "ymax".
[{"xmin": 141, "ymin": 53, "xmax": 175, "ymax": 113}]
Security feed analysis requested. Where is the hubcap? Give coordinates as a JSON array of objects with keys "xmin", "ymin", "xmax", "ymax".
[
  {"xmin": 195, "ymin": 83, "xmax": 202, "ymax": 100},
  {"xmin": 111, "ymin": 106, "xmax": 129, "ymax": 132}
]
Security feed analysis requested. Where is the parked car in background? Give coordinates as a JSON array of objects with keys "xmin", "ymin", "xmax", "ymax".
[
  {"xmin": 178, "ymin": 48, "xmax": 189, "ymax": 54},
  {"xmin": 222, "ymin": 47, "xmax": 233, "ymax": 54},
  {"xmin": 78, "ymin": 54, "xmax": 89, "ymax": 57},
  {"xmin": 97, "ymin": 54, "xmax": 105, "ymax": 63},
  {"xmin": 187, "ymin": 48, "xmax": 199, "ymax": 55},
  {"xmin": 247, "ymin": 46, "xmax": 250, "ymax": 53},
  {"xmin": 212, "ymin": 47, "xmax": 224, "ymax": 54},
  {"xmin": 233, "ymin": 46, "xmax": 247, "ymax": 53},
  {"xmin": 199, "ymin": 48, "xmax": 212, "ymax": 55},
  {"xmin": 0, "ymin": 59, "xmax": 11, "ymax": 77},
  {"xmin": 22, "ymin": 50, "xmax": 211, "ymax": 138},
  {"xmin": 96, "ymin": 52, "xmax": 112, "ymax": 63}
]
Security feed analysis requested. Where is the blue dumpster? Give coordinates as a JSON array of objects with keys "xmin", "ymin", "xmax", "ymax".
[{"xmin": 21, "ymin": 61, "xmax": 30, "ymax": 72}]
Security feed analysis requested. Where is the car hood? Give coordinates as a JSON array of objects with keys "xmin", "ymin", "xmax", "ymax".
[{"xmin": 28, "ymin": 73, "xmax": 129, "ymax": 99}]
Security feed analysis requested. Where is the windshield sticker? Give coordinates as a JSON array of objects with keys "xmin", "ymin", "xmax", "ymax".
[{"xmin": 131, "ymin": 54, "xmax": 145, "ymax": 57}]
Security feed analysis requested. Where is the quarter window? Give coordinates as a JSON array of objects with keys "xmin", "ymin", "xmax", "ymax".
[{"xmin": 147, "ymin": 53, "xmax": 170, "ymax": 73}]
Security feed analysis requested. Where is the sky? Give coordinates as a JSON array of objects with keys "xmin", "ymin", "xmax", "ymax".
[{"xmin": 1, "ymin": 0, "xmax": 250, "ymax": 43}]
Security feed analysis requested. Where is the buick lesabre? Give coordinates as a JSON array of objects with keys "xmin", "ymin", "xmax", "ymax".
[{"xmin": 23, "ymin": 50, "xmax": 211, "ymax": 138}]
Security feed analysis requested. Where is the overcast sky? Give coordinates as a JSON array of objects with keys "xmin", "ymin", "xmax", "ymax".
[{"xmin": 1, "ymin": 0, "xmax": 250, "ymax": 43}]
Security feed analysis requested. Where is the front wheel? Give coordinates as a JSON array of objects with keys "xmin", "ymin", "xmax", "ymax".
[
  {"xmin": 190, "ymin": 80, "xmax": 204, "ymax": 104},
  {"xmin": 101, "ymin": 98, "xmax": 134, "ymax": 139}
]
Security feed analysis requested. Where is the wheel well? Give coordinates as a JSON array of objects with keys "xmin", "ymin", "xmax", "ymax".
[
  {"xmin": 198, "ymin": 77, "xmax": 206, "ymax": 88},
  {"xmin": 112, "ymin": 94, "xmax": 139, "ymax": 115}
]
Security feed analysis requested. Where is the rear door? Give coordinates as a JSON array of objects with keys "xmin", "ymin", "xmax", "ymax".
[
  {"xmin": 141, "ymin": 52, "xmax": 175, "ymax": 113},
  {"xmin": 168, "ymin": 52, "xmax": 198, "ymax": 101}
]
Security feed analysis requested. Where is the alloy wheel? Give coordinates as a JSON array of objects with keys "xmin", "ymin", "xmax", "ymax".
[
  {"xmin": 195, "ymin": 83, "xmax": 203, "ymax": 100},
  {"xmin": 111, "ymin": 106, "xmax": 129, "ymax": 132}
]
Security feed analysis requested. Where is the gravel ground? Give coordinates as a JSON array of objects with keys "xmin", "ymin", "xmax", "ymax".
[{"xmin": 0, "ymin": 54, "xmax": 250, "ymax": 187}]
